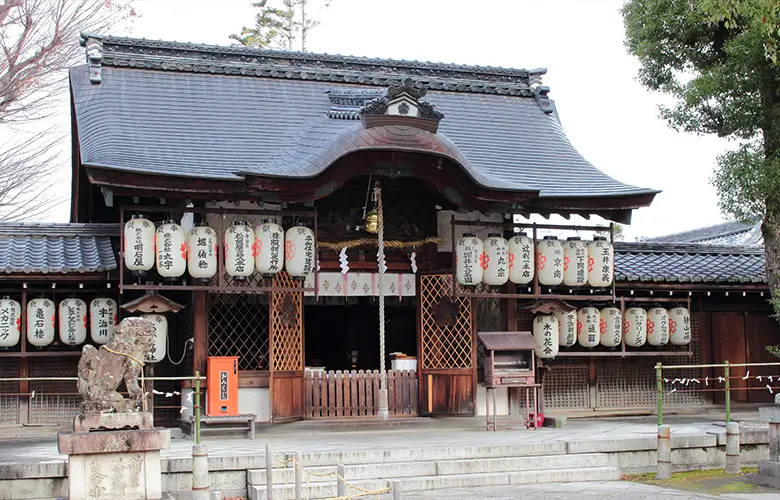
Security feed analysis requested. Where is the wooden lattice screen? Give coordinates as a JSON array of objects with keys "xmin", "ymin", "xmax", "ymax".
[
  {"xmin": 473, "ymin": 283, "xmax": 505, "ymax": 373},
  {"xmin": 208, "ymin": 293, "xmax": 269, "ymax": 371},
  {"xmin": 419, "ymin": 274, "xmax": 473, "ymax": 370},
  {"xmin": 270, "ymin": 272, "xmax": 303, "ymax": 372}
]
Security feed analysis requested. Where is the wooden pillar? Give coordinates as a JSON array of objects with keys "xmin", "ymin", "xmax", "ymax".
[
  {"xmin": 193, "ymin": 291, "xmax": 208, "ymax": 377},
  {"xmin": 19, "ymin": 290, "xmax": 28, "ymax": 424}
]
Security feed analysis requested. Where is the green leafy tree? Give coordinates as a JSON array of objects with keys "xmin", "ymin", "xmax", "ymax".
[
  {"xmin": 230, "ymin": 0, "xmax": 329, "ymax": 51},
  {"xmin": 622, "ymin": 0, "xmax": 780, "ymax": 320}
]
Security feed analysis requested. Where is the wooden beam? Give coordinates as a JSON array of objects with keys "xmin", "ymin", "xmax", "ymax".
[{"xmin": 192, "ymin": 291, "xmax": 208, "ymax": 377}]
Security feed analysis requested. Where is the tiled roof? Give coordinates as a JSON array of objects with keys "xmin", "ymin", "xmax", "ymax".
[
  {"xmin": 0, "ymin": 224, "xmax": 118, "ymax": 274},
  {"xmin": 614, "ymin": 242, "xmax": 766, "ymax": 284},
  {"xmin": 643, "ymin": 221, "xmax": 757, "ymax": 244},
  {"xmin": 69, "ymin": 35, "xmax": 658, "ymax": 203}
]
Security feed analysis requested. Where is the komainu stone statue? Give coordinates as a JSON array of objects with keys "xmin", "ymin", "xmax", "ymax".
[{"xmin": 77, "ymin": 317, "xmax": 155, "ymax": 413}]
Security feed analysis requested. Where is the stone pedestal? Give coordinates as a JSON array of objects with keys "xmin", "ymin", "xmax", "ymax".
[
  {"xmin": 758, "ymin": 407, "xmax": 780, "ymax": 476},
  {"xmin": 58, "ymin": 416, "xmax": 170, "ymax": 500}
]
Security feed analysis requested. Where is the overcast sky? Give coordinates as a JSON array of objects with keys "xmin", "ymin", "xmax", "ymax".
[{"xmin": 38, "ymin": 0, "xmax": 733, "ymax": 239}]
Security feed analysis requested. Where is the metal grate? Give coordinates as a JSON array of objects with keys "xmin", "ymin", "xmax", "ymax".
[
  {"xmin": 474, "ymin": 284, "xmax": 504, "ymax": 371},
  {"xmin": 29, "ymin": 357, "xmax": 80, "ymax": 423},
  {"xmin": 208, "ymin": 293, "xmax": 270, "ymax": 371},
  {"xmin": 0, "ymin": 358, "xmax": 19, "ymax": 423},
  {"xmin": 419, "ymin": 274, "xmax": 473, "ymax": 370},
  {"xmin": 543, "ymin": 364, "xmax": 590, "ymax": 409},
  {"xmin": 270, "ymin": 272, "xmax": 303, "ymax": 372}
]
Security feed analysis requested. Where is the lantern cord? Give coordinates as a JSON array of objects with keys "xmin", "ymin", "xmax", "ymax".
[
  {"xmin": 375, "ymin": 181, "xmax": 388, "ymax": 416},
  {"xmin": 167, "ymin": 336, "xmax": 194, "ymax": 366}
]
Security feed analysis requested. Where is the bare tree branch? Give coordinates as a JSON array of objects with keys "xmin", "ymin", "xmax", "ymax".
[{"xmin": 0, "ymin": 0, "xmax": 135, "ymax": 221}]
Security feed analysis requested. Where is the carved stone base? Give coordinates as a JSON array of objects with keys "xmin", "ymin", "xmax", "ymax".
[
  {"xmin": 74, "ymin": 411, "xmax": 154, "ymax": 433},
  {"xmin": 58, "ymin": 429, "xmax": 170, "ymax": 500}
]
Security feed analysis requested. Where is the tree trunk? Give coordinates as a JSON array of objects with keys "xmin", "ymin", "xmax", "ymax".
[{"xmin": 762, "ymin": 211, "xmax": 780, "ymax": 317}]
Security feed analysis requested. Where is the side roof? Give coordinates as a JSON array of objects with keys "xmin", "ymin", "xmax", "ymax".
[
  {"xmin": 643, "ymin": 221, "xmax": 762, "ymax": 246},
  {"xmin": 0, "ymin": 223, "xmax": 117, "ymax": 274},
  {"xmin": 70, "ymin": 34, "xmax": 658, "ymax": 207}
]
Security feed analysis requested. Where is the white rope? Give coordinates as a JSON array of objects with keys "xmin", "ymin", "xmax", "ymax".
[{"xmin": 375, "ymin": 182, "xmax": 387, "ymax": 393}]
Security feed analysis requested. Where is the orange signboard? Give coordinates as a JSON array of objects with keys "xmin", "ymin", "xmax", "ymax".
[{"xmin": 206, "ymin": 356, "xmax": 239, "ymax": 416}]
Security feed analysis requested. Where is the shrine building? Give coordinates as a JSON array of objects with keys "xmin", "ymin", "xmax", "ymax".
[{"xmin": 0, "ymin": 35, "xmax": 773, "ymax": 427}]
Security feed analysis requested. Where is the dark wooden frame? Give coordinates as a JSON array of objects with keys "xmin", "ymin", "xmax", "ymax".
[
  {"xmin": 450, "ymin": 218, "xmax": 617, "ymax": 301},
  {"xmin": 118, "ymin": 204, "xmax": 320, "ymax": 295}
]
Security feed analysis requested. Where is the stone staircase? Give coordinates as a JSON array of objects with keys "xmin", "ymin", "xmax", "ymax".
[{"xmin": 246, "ymin": 444, "xmax": 621, "ymax": 499}]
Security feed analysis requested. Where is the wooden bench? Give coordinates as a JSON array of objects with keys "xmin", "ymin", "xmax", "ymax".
[{"xmin": 188, "ymin": 414, "xmax": 256, "ymax": 439}]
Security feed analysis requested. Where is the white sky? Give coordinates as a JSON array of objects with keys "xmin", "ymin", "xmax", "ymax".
[{"xmin": 37, "ymin": 0, "xmax": 732, "ymax": 239}]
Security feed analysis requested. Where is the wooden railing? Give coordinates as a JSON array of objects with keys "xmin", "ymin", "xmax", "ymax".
[{"xmin": 304, "ymin": 369, "xmax": 418, "ymax": 419}]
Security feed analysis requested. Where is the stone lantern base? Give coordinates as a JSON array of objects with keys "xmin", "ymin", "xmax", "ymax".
[{"xmin": 57, "ymin": 412, "xmax": 170, "ymax": 500}]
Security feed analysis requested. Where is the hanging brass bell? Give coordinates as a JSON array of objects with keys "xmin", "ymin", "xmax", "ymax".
[{"xmin": 364, "ymin": 210, "xmax": 379, "ymax": 233}]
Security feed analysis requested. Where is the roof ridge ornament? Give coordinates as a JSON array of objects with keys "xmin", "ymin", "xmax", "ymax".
[
  {"xmin": 81, "ymin": 33, "xmax": 104, "ymax": 84},
  {"xmin": 359, "ymin": 79, "xmax": 443, "ymax": 132}
]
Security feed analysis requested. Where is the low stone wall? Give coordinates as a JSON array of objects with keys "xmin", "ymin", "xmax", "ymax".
[{"xmin": 0, "ymin": 427, "xmax": 771, "ymax": 500}]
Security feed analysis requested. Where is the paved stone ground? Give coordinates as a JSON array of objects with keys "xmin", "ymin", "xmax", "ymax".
[
  {"xmin": 0, "ymin": 411, "xmax": 765, "ymax": 464},
  {"xmin": 401, "ymin": 482, "xmax": 780, "ymax": 499}
]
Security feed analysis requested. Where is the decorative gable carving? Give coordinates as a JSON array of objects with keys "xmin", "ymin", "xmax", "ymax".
[{"xmin": 360, "ymin": 78, "xmax": 444, "ymax": 133}]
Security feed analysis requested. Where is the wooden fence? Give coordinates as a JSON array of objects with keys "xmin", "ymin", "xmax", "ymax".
[{"xmin": 304, "ymin": 369, "xmax": 418, "ymax": 419}]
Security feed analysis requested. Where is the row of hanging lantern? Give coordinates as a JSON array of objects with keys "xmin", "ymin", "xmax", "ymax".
[
  {"xmin": 456, "ymin": 232, "xmax": 614, "ymax": 288},
  {"xmin": 0, "ymin": 295, "xmax": 168, "ymax": 363},
  {"xmin": 0, "ymin": 297, "xmax": 118, "ymax": 348},
  {"xmin": 532, "ymin": 306, "xmax": 692, "ymax": 358},
  {"xmin": 124, "ymin": 215, "xmax": 316, "ymax": 281}
]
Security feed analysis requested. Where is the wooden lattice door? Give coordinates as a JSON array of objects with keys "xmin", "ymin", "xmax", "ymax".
[
  {"xmin": 269, "ymin": 272, "xmax": 305, "ymax": 422},
  {"xmin": 418, "ymin": 274, "xmax": 476, "ymax": 415}
]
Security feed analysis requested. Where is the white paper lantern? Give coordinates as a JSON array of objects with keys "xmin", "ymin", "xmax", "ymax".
[
  {"xmin": 456, "ymin": 233, "xmax": 483, "ymax": 286},
  {"xmin": 483, "ymin": 233, "xmax": 509, "ymax": 286},
  {"xmin": 508, "ymin": 233, "xmax": 534, "ymax": 285},
  {"xmin": 647, "ymin": 307, "xmax": 670, "ymax": 346},
  {"xmin": 224, "ymin": 221, "xmax": 254, "ymax": 279},
  {"xmin": 124, "ymin": 215, "xmax": 155, "ymax": 274},
  {"xmin": 255, "ymin": 220, "xmax": 284, "ymax": 277},
  {"xmin": 187, "ymin": 224, "xmax": 218, "ymax": 281},
  {"xmin": 285, "ymin": 225, "xmax": 316, "ymax": 279},
  {"xmin": 555, "ymin": 309, "xmax": 577, "ymax": 347},
  {"xmin": 533, "ymin": 315, "xmax": 559, "ymax": 359},
  {"xmin": 58, "ymin": 298, "xmax": 87, "ymax": 346},
  {"xmin": 142, "ymin": 313, "xmax": 167, "ymax": 363},
  {"xmin": 587, "ymin": 236, "xmax": 614, "ymax": 288},
  {"xmin": 156, "ymin": 220, "xmax": 187, "ymax": 278},
  {"xmin": 27, "ymin": 298, "xmax": 54, "ymax": 347},
  {"xmin": 90, "ymin": 298, "xmax": 117, "ymax": 345},
  {"xmin": 599, "ymin": 307, "xmax": 622, "ymax": 348},
  {"xmin": 0, "ymin": 297, "xmax": 21, "ymax": 348},
  {"xmin": 577, "ymin": 307, "xmax": 600, "ymax": 348},
  {"xmin": 537, "ymin": 236, "xmax": 564, "ymax": 286},
  {"xmin": 668, "ymin": 307, "xmax": 692, "ymax": 346},
  {"xmin": 563, "ymin": 237, "xmax": 588, "ymax": 287},
  {"xmin": 624, "ymin": 307, "xmax": 647, "ymax": 347}
]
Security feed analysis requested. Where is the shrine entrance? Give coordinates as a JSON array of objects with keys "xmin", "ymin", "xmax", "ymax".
[{"xmin": 418, "ymin": 273, "xmax": 476, "ymax": 416}]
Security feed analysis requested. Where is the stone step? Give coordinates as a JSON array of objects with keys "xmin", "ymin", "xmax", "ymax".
[
  {"xmin": 247, "ymin": 453, "xmax": 611, "ymax": 485},
  {"xmin": 284, "ymin": 441, "xmax": 568, "ymax": 467},
  {"xmin": 248, "ymin": 466, "xmax": 621, "ymax": 500}
]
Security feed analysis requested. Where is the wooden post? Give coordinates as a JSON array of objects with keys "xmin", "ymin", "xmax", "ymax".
[
  {"xmin": 192, "ymin": 291, "xmax": 208, "ymax": 377},
  {"xmin": 337, "ymin": 464, "xmax": 346, "ymax": 497},
  {"xmin": 145, "ymin": 364, "xmax": 154, "ymax": 416},
  {"xmin": 294, "ymin": 452, "xmax": 303, "ymax": 500},
  {"xmin": 265, "ymin": 444, "xmax": 274, "ymax": 500}
]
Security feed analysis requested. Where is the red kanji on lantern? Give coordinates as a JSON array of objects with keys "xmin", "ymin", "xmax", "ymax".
[
  {"xmin": 588, "ymin": 256, "xmax": 595, "ymax": 272},
  {"xmin": 508, "ymin": 252, "xmax": 515, "ymax": 269},
  {"xmin": 15, "ymin": 317, "xmax": 20, "ymax": 332},
  {"xmin": 479, "ymin": 252, "xmax": 489, "ymax": 270},
  {"xmin": 599, "ymin": 318, "xmax": 607, "ymax": 335},
  {"xmin": 623, "ymin": 319, "xmax": 630, "ymax": 335},
  {"xmin": 180, "ymin": 242, "xmax": 187, "ymax": 260},
  {"xmin": 252, "ymin": 238, "xmax": 262, "ymax": 258},
  {"xmin": 577, "ymin": 321, "xmax": 583, "ymax": 334},
  {"xmin": 563, "ymin": 256, "xmax": 570, "ymax": 272},
  {"xmin": 669, "ymin": 319, "xmax": 677, "ymax": 334},
  {"xmin": 647, "ymin": 320, "xmax": 655, "ymax": 335}
]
